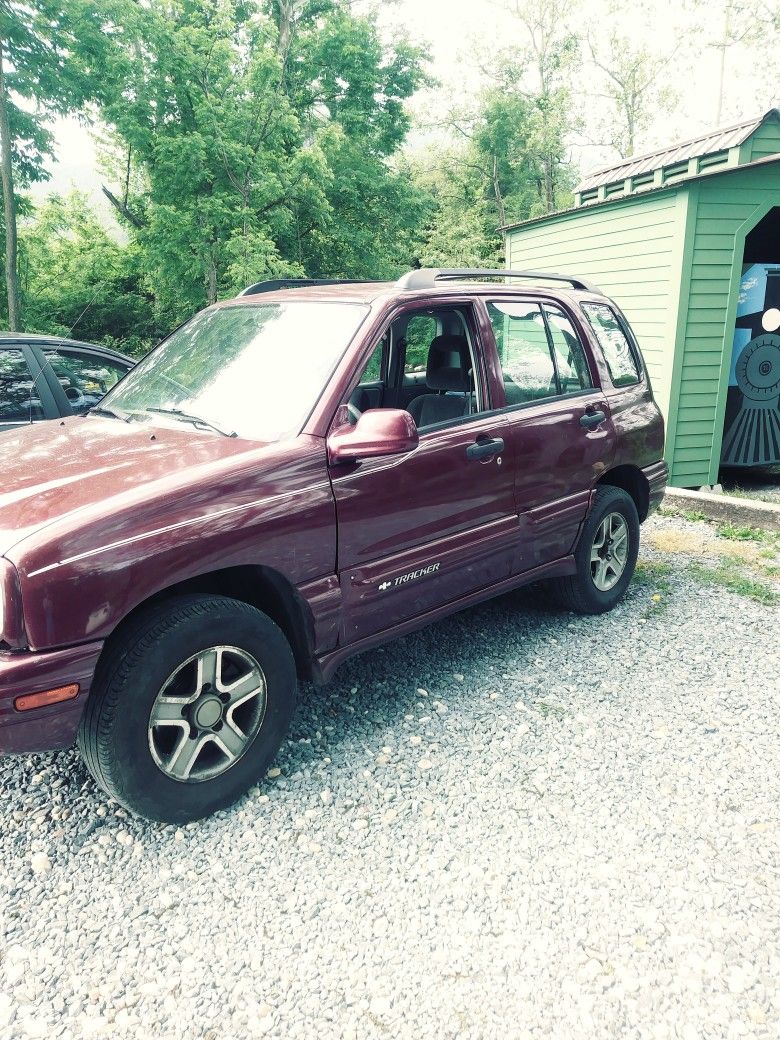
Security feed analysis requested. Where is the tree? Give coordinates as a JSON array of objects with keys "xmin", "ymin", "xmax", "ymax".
[
  {"xmin": 97, "ymin": 0, "xmax": 428, "ymax": 325},
  {"xmin": 587, "ymin": 31, "xmax": 680, "ymax": 158},
  {"xmin": 0, "ymin": 0, "xmax": 125, "ymax": 329},
  {"xmin": 501, "ymin": 0, "xmax": 580, "ymax": 212},
  {"xmin": 704, "ymin": 0, "xmax": 779, "ymax": 123},
  {"xmin": 18, "ymin": 191, "xmax": 156, "ymax": 355},
  {"xmin": 412, "ymin": 59, "xmax": 577, "ymax": 267}
]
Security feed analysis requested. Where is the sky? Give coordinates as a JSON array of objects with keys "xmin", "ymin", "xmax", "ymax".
[{"xmin": 33, "ymin": 0, "xmax": 778, "ymax": 214}]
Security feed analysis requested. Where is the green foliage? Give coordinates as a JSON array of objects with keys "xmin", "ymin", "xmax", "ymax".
[
  {"xmin": 18, "ymin": 192, "xmax": 156, "ymax": 356},
  {"xmin": 716, "ymin": 522, "xmax": 772, "ymax": 543},
  {"xmin": 0, "ymin": 0, "xmax": 130, "ymax": 185},
  {"xmin": 2, "ymin": 0, "xmax": 590, "ymax": 348},
  {"xmin": 411, "ymin": 45, "xmax": 576, "ymax": 268},
  {"xmin": 92, "ymin": 0, "xmax": 428, "ymax": 328}
]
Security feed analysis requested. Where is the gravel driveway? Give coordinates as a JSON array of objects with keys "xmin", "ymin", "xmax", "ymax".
[{"xmin": 1, "ymin": 514, "xmax": 778, "ymax": 1040}]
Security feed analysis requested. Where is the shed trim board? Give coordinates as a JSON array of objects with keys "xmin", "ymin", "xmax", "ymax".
[
  {"xmin": 663, "ymin": 184, "xmax": 699, "ymax": 468},
  {"xmin": 708, "ymin": 196, "xmax": 779, "ymax": 482}
]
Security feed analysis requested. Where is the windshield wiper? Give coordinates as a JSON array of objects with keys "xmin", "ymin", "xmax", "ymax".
[
  {"xmin": 144, "ymin": 407, "xmax": 237, "ymax": 438},
  {"xmin": 88, "ymin": 405, "xmax": 135, "ymax": 423}
]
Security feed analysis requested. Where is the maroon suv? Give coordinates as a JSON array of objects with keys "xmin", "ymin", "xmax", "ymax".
[{"xmin": 0, "ymin": 269, "xmax": 667, "ymax": 822}]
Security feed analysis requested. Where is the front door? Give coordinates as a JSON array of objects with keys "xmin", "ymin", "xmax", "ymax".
[{"xmin": 329, "ymin": 302, "xmax": 519, "ymax": 645}]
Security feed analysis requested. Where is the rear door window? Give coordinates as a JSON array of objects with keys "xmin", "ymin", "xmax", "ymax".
[
  {"xmin": 486, "ymin": 301, "xmax": 557, "ymax": 405},
  {"xmin": 0, "ymin": 349, "xmax": 44, "ymax": 422},
  {"xmin": 544, "ymin": 304, "xmax": 593, "ymax": 393},
  {"xmin": 42, "ymin": 348, "xmax": 129, "ymax": 414},
  {"xmin": 581, "ymin": 303, "xmax": 641, "ymax": 387}
]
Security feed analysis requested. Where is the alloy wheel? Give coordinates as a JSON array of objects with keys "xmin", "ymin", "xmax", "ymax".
[
  {"xmin": 148, "ymin": 646, "xmax": 267, "ymax": 783},
  {"xmin": 590, "ymin": 512, "xmax": 629, "ymax": 592}
]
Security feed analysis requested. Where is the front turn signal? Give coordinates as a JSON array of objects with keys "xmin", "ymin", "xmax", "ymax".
[{"xmin": 14, "ymin": 684, "xmax": 80, "ymax": 712}]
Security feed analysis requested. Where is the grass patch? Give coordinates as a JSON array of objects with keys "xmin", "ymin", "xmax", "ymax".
[
  {"xmin": 724, "ymin": 485, "xmax": 779, "ymax": 505},
  {"xmin": 680, "ymin": 509, "xmax": 708, "ymax": 522},
  {"xmin": 634, "ymin": 560, "xmax": 673, "ymax": 592},
  {"xmin": 716, "ymin": 522, "xmax": 771, "ymax": 543},
  {"xmin": 688, "ymin": 559, "xmax": 777, "ymax": 605},
  {"xmin": 536, "ymin": 701, "xmax": 566, "ymax": 719}
]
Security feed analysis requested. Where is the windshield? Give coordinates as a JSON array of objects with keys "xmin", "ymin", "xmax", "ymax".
[{"xmin": 103, "ymin": 301, "xmax": 368, "ymax": 441}]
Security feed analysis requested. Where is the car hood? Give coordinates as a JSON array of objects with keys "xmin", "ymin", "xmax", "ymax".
[{"xmin": 0, "ymin": 416, "xmax": 267, "ymax": 559}]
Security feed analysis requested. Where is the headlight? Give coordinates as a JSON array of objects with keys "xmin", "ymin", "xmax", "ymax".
[{"xmin": 0, "ymin": 558, "xmax": 25, "ymax": 649}]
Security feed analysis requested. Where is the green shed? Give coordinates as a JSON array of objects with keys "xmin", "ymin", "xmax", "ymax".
[{"xmin": 503, "ymin": 109, "xmax": 780, "ymax": 487}]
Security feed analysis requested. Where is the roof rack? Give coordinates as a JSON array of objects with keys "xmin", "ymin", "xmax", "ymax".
[
  {"xmin": 395, "ymin": 268, "xmax": 600, "ymax": 293},
  {"xmin": 237, "ymin": 278, "xmax": 384, "ymax": 297}
]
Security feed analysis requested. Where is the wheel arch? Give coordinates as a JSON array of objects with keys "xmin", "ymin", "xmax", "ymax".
[
  {"xmin": 102, "ymin": 565, "xmax": 315, "ymax": 680},
  {"xmin": 597, "ymin": 464, "xmax": 650, "ymax": 521}
]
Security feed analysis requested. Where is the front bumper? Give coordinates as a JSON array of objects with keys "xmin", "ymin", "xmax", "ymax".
[
  {"xmin": 0, "ymin": 641, "xmax": 103, "ymax": 755},
  {"xmin": 643, "ymin": 460, "xmax": 669, "ymax": 516}
]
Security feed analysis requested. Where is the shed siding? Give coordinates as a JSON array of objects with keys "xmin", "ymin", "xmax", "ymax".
[
  {"xmin": 675, "ymin": 164, "xmax": 780, "ymax": 484},
  {"xmin": 506, "ymin": 191, "xmax": 682, "ymax": 420},
  {"xmin": 745, "ymin": 120, "xmax": 780, "ymax": 161}
]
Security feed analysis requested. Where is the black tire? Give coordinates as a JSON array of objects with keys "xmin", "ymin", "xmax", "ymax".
[
  {"xmin": 77, "ymin": 594, "xmax": 296, "ymax": 823},
  {"xmin": 547, "ymin": 485, "xmax": 640, "ymax": 615}
]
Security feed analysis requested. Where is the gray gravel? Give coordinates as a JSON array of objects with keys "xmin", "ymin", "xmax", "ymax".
[{"xmin": 1, "ymin": 513, "xmax": 778, "ymax": 1040}]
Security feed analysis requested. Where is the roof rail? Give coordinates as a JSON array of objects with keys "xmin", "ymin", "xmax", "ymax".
[
  {"xmin": 395, "ymin": 268, "xmax": 600, "ymax": 293},
  {"xmin": 237, "ymin": 278, "xmax": 384, "ymax": 297}
]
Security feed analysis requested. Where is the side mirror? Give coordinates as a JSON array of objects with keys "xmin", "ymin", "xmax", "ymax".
[{"xmin": 328, "ymin": 408, "xmax": 419, "ymax": 465}]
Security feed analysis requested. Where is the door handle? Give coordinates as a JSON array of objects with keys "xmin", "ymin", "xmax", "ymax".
[
  {"xmin": 580, "ymin": 409, "xmax": 606, "ymax": 429},
  {"xmin": 466, "ymin": 437, "xmax": 504, "ymax": 460}
]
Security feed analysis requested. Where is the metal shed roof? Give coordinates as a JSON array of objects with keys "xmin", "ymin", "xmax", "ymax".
[
  {"xmin": 575, "ymin": 109, "xmax": 780, "ymax": 192},
  {"xmin": 501, "ymin": 151, "xmax": 780, "ymax": 233}
]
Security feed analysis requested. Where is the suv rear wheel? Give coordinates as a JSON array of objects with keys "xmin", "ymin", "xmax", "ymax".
[
  {"xmin": 78, "ymin": 594, "xmax": 296, "ymax": 823},
  {"xmin": 547, "ymin": 485, "xmax": 639, "ymax": 614}
]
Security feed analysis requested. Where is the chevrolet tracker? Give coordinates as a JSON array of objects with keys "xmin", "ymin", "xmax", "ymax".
[{"xmin": 0, "ymin": 269, "xmax": 667, "ymax": 822}]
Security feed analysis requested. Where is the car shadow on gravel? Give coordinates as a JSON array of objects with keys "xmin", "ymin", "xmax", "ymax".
[{"xmin": 281, "ymin": 585, "xmax": 577, "ymax": 757}]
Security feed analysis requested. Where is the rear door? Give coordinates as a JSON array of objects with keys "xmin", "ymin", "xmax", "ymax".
[
  {"xmin": 480, "ymin": 296, "xmax": 616, "ymax": 569},
  {"xmin": 329, "ymin": 299, "xmax": 520, "ymax": 645}
]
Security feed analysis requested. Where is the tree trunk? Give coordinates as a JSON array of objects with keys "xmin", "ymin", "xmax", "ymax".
[
  {"xmin": 715, "ymin": 1, "xmax": 731, "ymax": 125},
  {"xmin": 207, "ymin": 258, "xmax": 217, "ymax": 305},
  {"xmin": 543, "ymin": 157, "xmax": 555, "ymax": 213},
  {"xmin": 273, "ymin": 0, "xmax": 295, "ymax": 68},
  {"xmin": 0, "ymin": 41, "xmax": 20, "ymax": 331},
  {"xmin": 101, "ymin": 185, "xmax": 147, "ymax": 229},
  {"xmin": 492, "ymin": 156, "xmax": 507, "ymax": 229}
]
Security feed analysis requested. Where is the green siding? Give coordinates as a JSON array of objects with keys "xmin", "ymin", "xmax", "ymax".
[
  {"xmin": 746, "ymin": 119, "xmax": 780, "ymax": 161},
  {"xmin": 506, "ymin": 190, "xmax": 684, "ymax": 423},
  {"xmin": 675, "ymin": 163, "xmax": 780, "ymax": 484}
]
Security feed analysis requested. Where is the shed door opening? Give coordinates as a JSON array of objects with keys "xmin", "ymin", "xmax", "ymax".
[{"xmin": 721, "ymin": 207, "xmax": 780, "ymax": 466}]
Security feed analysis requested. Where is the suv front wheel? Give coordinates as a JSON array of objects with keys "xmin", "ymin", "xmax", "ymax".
[
  {"xmin": 548, "ymin": 485, "xmax": 640, "ymax": 614},
  {"xmin": 78, "ymin": 594, "xmax": 296, "ymax": 823}
]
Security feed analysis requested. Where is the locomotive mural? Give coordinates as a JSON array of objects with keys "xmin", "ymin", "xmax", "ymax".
[{"xmin": 721, "ymin": 264, "xmax": 780, "ymax": 467}]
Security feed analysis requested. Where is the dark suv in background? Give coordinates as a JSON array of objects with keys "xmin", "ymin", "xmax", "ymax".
[
  {"xmin": 0, "ymin": 334, "xmax": 134, "ymax": 432},
  {"xmin": 0, "ymin": 269, "xmax": 667, "ymax": 823}
]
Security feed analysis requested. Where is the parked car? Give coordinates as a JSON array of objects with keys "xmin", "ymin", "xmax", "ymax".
[
  {"xmin": 0, "ymin": 334, "xmax": 134, "ymax": 432},
  {"xmin": 0, "ymin": 269, "xmax": 667, "ymax": 822}
]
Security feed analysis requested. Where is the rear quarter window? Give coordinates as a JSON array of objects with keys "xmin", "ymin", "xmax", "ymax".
[{"xmin": 581, "ymin": 303, "xmax": 641, "ymax": 387}]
